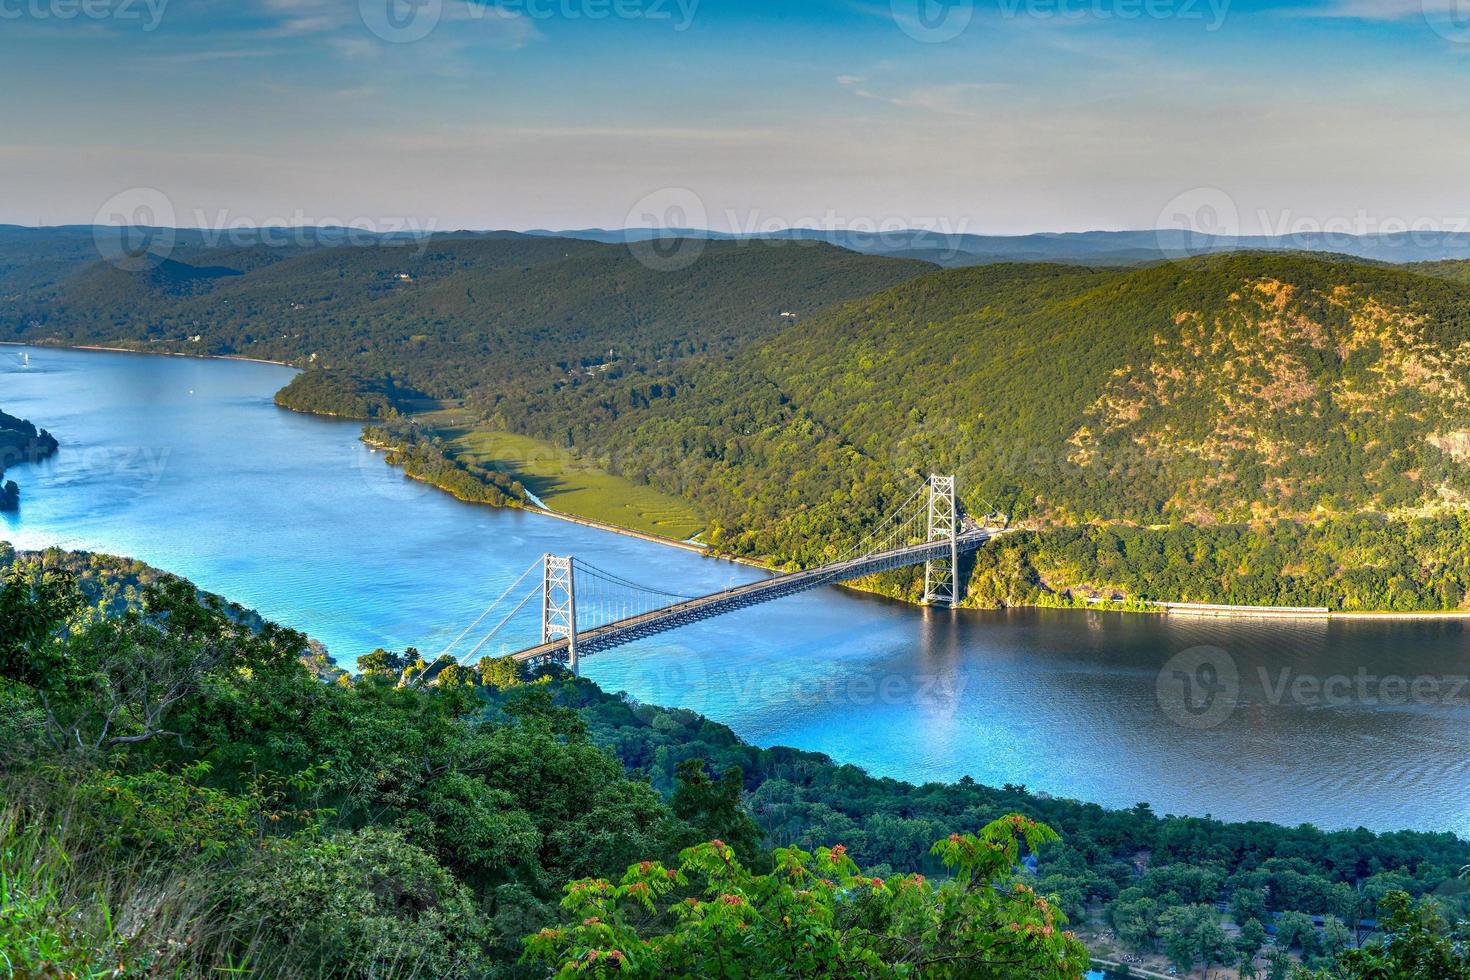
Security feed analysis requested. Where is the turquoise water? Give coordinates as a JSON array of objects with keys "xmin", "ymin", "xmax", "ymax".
[{"xmin": 4, "ymin": 345, "xmax": 1470, "ymax": 835}]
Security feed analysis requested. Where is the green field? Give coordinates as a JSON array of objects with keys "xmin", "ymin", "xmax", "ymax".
[{"xmin": 422, "ymin": 413, "xmax": 705, "ymax": 541}]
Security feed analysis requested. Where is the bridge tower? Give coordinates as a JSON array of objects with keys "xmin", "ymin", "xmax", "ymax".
[
  {"xmin": 542, "ymin": 555, "xmax": 578, "ymax": 675},
  {"xmin": 922, "ymin": 475, "xmax": 959, "ymax": 607}
]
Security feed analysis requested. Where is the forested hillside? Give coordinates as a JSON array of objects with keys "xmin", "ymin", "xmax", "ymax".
[
  {"xmin": 567, "ymin": 253, "xmax": 1470, "ymax": 531},
  {"xmin": 12, "ymin": 240, "xmax": 1470, "ymax": 608},
  {"xmin": 3, "ymin": 548, "xmax": 1467, "ymax": 977},
  {"xmin": 2, "ymin": 235, "xmax": 931, "ymax": 400},
  {"xmin": 484, "ymin": 253, "xmax": 1470, "ymax": 608}
]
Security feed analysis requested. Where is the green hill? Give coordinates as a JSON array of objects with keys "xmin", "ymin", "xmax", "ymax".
[
  {"xmin": 488, "ymin": 252, "xmax": 1470, "ymax": 607},
  {"xmin": 1410, "ymin": 258, "xmax": 1470, "ymax": 285},
  {"xmin": 13, "ymin": 241, "xmax": 1470, "ymax": 608},
  {"xmin": 4, "ymin": 236, "xmax": 932, "ymax": 401}
]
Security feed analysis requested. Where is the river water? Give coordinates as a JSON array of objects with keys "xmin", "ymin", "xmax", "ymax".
[{"xmin": 4, "ymin": 345, "xmax": 1469, "ymax": 836}]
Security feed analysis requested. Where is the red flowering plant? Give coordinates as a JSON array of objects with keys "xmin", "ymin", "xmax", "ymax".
[{"xmin": 523, "ymin": 815, "xmax": 1090, "ymax": 978}]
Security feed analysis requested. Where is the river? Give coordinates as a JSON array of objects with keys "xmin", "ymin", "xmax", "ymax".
[{"xmin": 3, "ymin": 344, "xmax": 1469, "ymax": 836}]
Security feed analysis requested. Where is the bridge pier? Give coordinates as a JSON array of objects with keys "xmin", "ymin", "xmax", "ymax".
[
  {"xmin": 542, "ymin": 555, "xmax": 578, "ymax": 675},
  {"xmin": 922, "ymin": 474, "xmax": 959, "ymax": 608}
]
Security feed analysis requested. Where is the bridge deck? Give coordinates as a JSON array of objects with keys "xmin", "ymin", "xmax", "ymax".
[{"xmin": 511, "ymin": 529, "xmax": 998, "ymax": 665}]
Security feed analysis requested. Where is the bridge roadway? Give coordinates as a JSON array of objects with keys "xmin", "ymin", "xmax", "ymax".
[{"xmin": 511, "ymin": 528, "xmax": 1000, "ymax": 666}]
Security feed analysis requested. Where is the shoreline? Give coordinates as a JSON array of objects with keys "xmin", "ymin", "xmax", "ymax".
[
  {"xmin": 364, "ymin": 435, "xmax": 774, "ymax": 569},
  {"xmin": 14, "ymin": 341, "xmax": 1470, "ymax": 619},
  {"xmin": 1122, "ymin": 599, "xmax": 1470, "ymax": 621},
  {"xmin": 1, "ymin": 340, "xmax": 298, "ymax": 370}
]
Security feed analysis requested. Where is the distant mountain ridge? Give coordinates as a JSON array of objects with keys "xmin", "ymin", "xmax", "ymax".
[
  {"xmin": 529, "ymin": 226, "xmax": 1470, "ymax": 266},
  {"xmin": 6, "ymin": 223, "xmax": 1469, "ymax": 298}
]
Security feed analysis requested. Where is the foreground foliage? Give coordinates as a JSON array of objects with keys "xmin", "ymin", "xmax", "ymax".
[
  {"xmin": 0, "ymin": 555, "xmax": 1079, "ymax": 977},
  {"xmin": 3, "ymin": 549, "xmax": 1469, "ymax": 977},
  {"xmin": 525, "ymin": 819, "xmax": 1088, "ymax": 978}
]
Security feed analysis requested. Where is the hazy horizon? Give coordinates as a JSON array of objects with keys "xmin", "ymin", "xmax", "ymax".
[{"xmin": 4, "ymin": 0, "xmax": 1470, "ymax": 240}]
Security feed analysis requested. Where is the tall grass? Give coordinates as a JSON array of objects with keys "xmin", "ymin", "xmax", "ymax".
[
  {"xmin": 0, "ymin": 791, "xmax": 234, "ymax": 977},
  {"xmin": 0, "ymin": 778, "xmax": 485, "ymax": 978}
]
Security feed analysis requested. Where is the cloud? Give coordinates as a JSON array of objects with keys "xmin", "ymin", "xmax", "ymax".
[
  {"xmin": 837, "ymin": 77, "xmax": 1009, "ymax": 116},
  {"xmin": 330, "ymin": 36, "xmax": 379, "ymax": 57},
  {"xmin": 160, "ymin": 48, "xmax": 279, "ymax": 62},
  {"xmin": 1304, "ymin": 0, "xmax": 1457, "ymax": 17}
]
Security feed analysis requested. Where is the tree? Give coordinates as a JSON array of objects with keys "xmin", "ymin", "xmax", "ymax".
[
  {"xmin": 1275, "ymin": 910, "xmax": 1318, "ymax": 957},
  {"xmin": 1109, "ymin": 895, "xmax": 1161, "ymax": 952},
  {"xmin": 670, "ymin": 758, "xmax": 762, "ymax": 862},
  {"xmin": 524, "ymin": 815, "xmax": 1090, "ymax": 979},
  {"xmin": 1159, "ymin": 903, "xmax": 1229, "ymax": 974},
  {"xmin": 1160, "ymin": 906, "xmax": 1201, "ymax": 973},
  {"xmin": 0, "ymin": 565, "xmax": 303, "ymax": 754},
  {"xmin": 1334, "ymin": 891, "xmax": 1470, "ymax": 979},
  {"xmin": 359, "ymin": 647, "xmax": 410, "ymax": 677},
  {"xmin": 232, "ymin": 827, "xmax": 491, "ymax": 976},
  {"xmin": 1232, "ymin": 886, "xmax": 1268, "ymax": 926},
  {"xmin": 1320, "ymin": 914, "xmax": 1350, "ymax": 956},
  {"xmin": 477, "ymin": 655, "xmax": 524, "ymax": 690},
  {"xmin": 1237, "ymin": 916, "xmax": 1267, "ymax": 960}
]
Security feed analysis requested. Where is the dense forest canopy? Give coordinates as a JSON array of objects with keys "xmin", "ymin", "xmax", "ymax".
[
  {"xmin": 3, "ymin": 547, "xmax": 1468, "ymax": 977},
  {"xmin": 1, "ymin": 235, "xmax": 931, "ymax": 399}
]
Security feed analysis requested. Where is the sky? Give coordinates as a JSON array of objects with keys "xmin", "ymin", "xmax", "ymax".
[{"xmin": 2, "ymin": 0, "xmax": 1469, "ymax": 235}]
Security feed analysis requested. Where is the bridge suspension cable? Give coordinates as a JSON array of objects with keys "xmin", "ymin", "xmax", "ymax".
[
  {"xmin": 461, "ymin": 581, "xmax": 546, "ymax": 661},
  {"xmin": 429, "ymin": 472, "xmax": 983, "ymax": 678},
  {"xmin": 569, "ymin": 557, "xmax": 704, "ymax": 633},
  {"xmin": 817, "ymin": 478, "xmax": 934, "ymax": 576},
  {"xmin": 435, "ymin": 557, "xmax": 543, "ymax": 661}
]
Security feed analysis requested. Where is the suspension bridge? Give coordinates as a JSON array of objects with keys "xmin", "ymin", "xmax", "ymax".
[{"xmin": 431, "ymin": 474, "xmax": 1001, "ymax": 675}]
